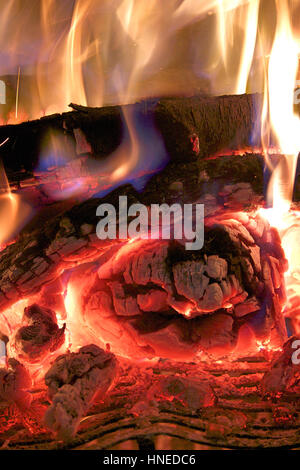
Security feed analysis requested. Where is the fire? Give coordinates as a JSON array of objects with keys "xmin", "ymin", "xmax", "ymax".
[
  {"xmin": 0, "ymin": 163, "xmax": 32, "ymax": 248},
  {"xmin": 0, "ymin": 0, "xmax": 273, "ymax": 122},
  {"xmin": 0, "ymin": 0, "xmax": 282, "ymax": 191},
  {"xmin": 263, "ymin": 1, "xmax": 300, "ymax": 212},
  {"xmin": 2, "ymin": 2, "xmax": 300, "ymax": 446},
  {"xmin": 0, "ymin": 0, "xmax": 300, "ymax": 365}
]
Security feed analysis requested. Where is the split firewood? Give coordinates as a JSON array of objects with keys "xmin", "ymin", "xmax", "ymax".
[{"xmin": 44, "ymin": 345, "xmax": 118, "ymax": 441}]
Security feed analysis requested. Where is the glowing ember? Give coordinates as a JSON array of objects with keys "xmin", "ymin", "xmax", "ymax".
[
  {"xmin": 257, "ymin": 1, "xmax": 300, "ymax": 335},
  {"xmin": 0, "ymin": 162, "xmax": 32, "ymax": 248},
  {"xmin": 0, "ymin": 209, "xmax": 287, "ymax": 366}
]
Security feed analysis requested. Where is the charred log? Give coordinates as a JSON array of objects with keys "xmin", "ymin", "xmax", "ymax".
[
  {"xmin": 0, "ymin": 182, "xmax": 288, "ymax": 359},
  {"xmin": 0, "ymin": 187, "xmax": 140, "ymax": 314},
  {"xmin": 142, "ymin": 152, "xmax": 265, "ymax": 206}
]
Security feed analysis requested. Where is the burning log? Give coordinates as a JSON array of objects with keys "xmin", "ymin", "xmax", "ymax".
[
  {"xmin": 145, "ymin": 375, "xmax": 216, "ymax": 411},
  {"xmin": 44, "ymin": 345, "xmax": 118, "ymax": 441},
  {"xmin": 0, "ymin": 94, "xmax": 273, "ymax": 210},
  {"xmin": 13, "ymin": 304, "xmax": 66, "ymax": 362},
  {"xmin": 0, "ymin": 94, "xmax": 261, "ymax": 174}
]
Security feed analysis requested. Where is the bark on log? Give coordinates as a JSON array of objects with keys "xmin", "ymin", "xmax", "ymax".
[
  {"xmin": 1, "ymin": 94, "xmax": 299, "ymax": 204},
  {"xmin": 2, "ymin": 93, "xmax": 298, "ymax": 204},
  {"xmin": 0, "ymin": 94, "xmax": 262, "ymax": 173}
]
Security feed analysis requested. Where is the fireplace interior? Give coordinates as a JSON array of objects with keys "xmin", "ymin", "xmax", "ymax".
[{"xmin": 0, "ymin": 0, "xmax": 300, "ymax": 451}]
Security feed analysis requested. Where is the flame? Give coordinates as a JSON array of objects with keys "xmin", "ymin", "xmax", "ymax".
[
  {"xmin": 63, "ymin": 1, "xmax": 104, "ymax": 109},
  {"xmin": 0, "ymin": 0, "xmax": 300, "ymax": 349},
  {"xmin": 0, "ymin": 0, "xmax": 268, "ymax": 189},
  {"xmin": 216, "ymin": 0, "xmax": 259, "ymax": 94}
]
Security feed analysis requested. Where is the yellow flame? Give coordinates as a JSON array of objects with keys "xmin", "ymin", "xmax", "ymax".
[
  {"xmin": 236, "ymin": 0, "xmax": 259, "ymax": 94},
  {"xmin": 63, "ymin": 1, "xmax": 104, "ymax": 108},
  {"xmin": 262, "ymin": 0, "xmax": 300, "ymax": 215},
  {"xmin": 0, "ymin": 162, "xmax": 32, "ymax": 246},
  {"xmin": 0, "ymin": 0, "xmax": 265, "ymax": 121}
]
